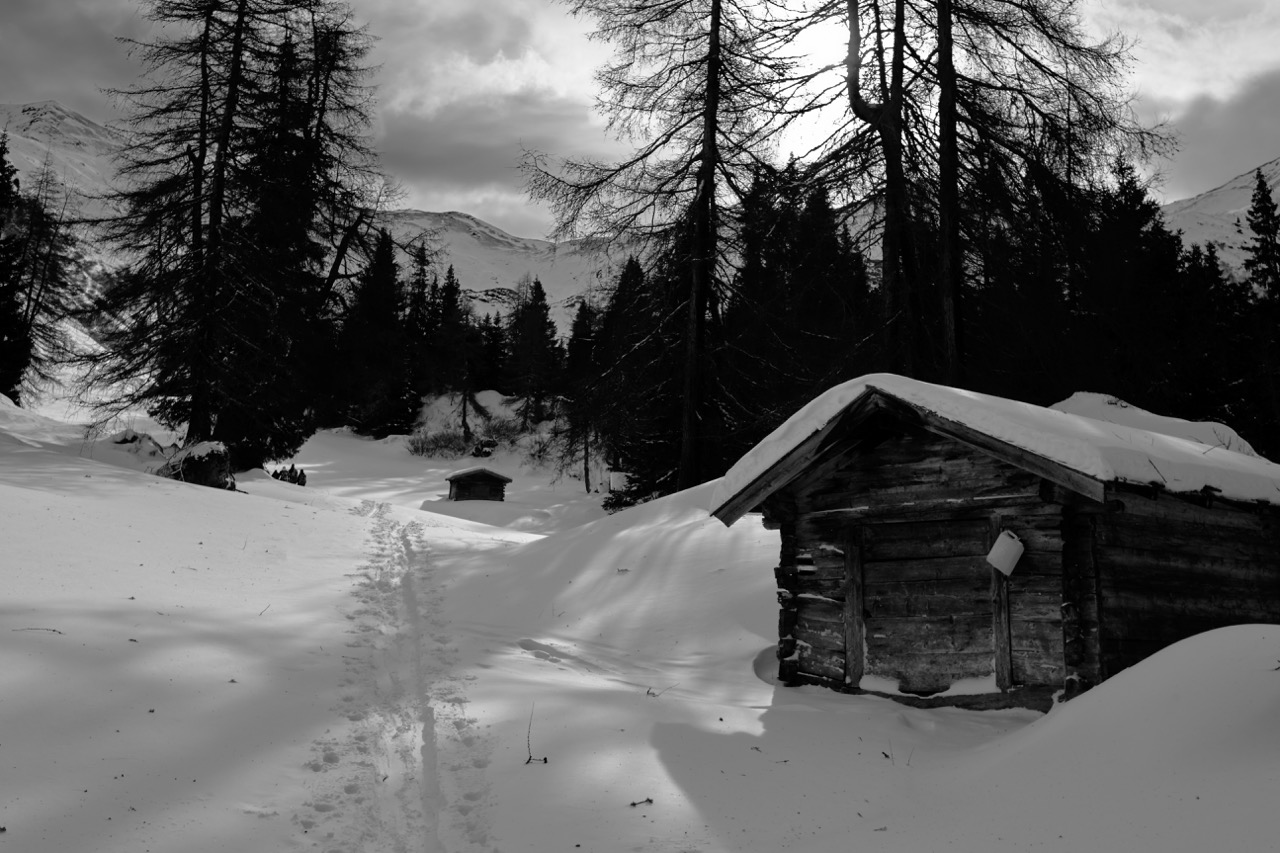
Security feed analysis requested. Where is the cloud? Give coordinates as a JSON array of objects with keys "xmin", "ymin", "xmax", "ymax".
[
  {"xmin": 0, "ymin": 0, "xmax": 145, "ymax": 120},
  {"xmin": 378, "ymin": 89, "xmax": 627, "ymax": 237},
  {"xmin": 1143, "ymin": 67, "xmax": 1280, "ymax": 201},
  {"xmin": 1084, "ymin": 0, "xmax": 1280, "ymax": 103}
]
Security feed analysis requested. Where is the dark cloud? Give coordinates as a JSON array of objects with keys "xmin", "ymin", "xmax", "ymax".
[
  {"xmin": 1145, "ymin": 67, "xmax": 1280, "ymax": 200},
  {"xmin": 378, "ymin": 89, "xmax": 626, "ymax": 236},
  {"xmin": 0, "ymin": 0, "xmax": 145, "ymax": 120}
]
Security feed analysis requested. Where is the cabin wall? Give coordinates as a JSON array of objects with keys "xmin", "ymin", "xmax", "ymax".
[
  {"xmin": 451, "ymin": 480, "xmax": 506, "ymax": 501},
  {"xmin": 1095, "ymin": 490, "xmax": 1280, "ymax": 677},
  {"xmin": 775, "ymin": 427, "xmax": 1067, "ymax": 698}
]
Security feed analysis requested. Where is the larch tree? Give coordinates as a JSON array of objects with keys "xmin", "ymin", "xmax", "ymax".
[
  {"xmin": 88, "ymin": 0, "xmax": 382, "ymax": 465},
  {"xmin": 524, "ymin": 0, "xmax": 794, "ymax": 490}
]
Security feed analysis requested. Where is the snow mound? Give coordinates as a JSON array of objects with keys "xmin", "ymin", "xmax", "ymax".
[
  {"xmin": 444, "ymin": 480, "xmax": 778, "ymax": 669},
  {"xmin": 1051, "ymin": 391, "xmax": 1260, "ymax": 458},
  {"xmin": 907, "ymin": 625, "xmax": 1280, "ymax": 851}
]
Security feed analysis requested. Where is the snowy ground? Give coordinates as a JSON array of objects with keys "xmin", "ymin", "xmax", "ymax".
[{"xmin": 2, "ymin": 392, "xmax": 1279, "ymax": 852}]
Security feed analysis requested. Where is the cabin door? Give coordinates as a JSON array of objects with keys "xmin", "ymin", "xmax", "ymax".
[{"xmin": 850, "ymin": 517, "xmax": 1008, "ymax": 696}]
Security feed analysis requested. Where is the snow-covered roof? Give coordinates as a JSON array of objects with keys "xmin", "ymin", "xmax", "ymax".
[
  {"xmin": 710, "ymin": 373, "xmax": 1280, "ymax": 524},
  {"xmin": 446, "ymin": 466, "xmax": 512, "ymax": 483}
]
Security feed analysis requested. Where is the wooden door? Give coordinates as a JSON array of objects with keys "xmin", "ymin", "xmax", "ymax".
[{"xmin": 855, "ymin": 517, "xmax": 999, "ymax": 696}]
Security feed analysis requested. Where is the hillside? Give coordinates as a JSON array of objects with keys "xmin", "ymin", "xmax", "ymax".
[
  {"xmin": 0, "ymin": 100, "xmax": 615, "ymax": 326},
  {"xmin": 1160, "ymin": 156, "xmax": 1280, "ymax": 273}
]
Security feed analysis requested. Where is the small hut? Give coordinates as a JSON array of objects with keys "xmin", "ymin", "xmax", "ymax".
[
  {"xmin": 447, "ymin": 467, "xmax": 512, "ymax": 501},
  {"xmin": 710, "ymin": 374, "xmax": 1280, "ymax": 710}
]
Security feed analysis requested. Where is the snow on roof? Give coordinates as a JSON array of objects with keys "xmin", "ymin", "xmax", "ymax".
[
  {"xmin": 710, "ymin": 373, "xmax": 1280, "ymax": 520},
  {"xmin": 446, "ymin": 466, "xmax": 512, "ymax": 483},
  {"xmin": 1050, "ymin": 392, "xmax": 1260, "ymax": 458}
]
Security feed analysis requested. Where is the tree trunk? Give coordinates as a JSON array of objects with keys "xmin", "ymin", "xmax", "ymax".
[
  {"xmin": 847, "ymin": 0, "xmax": 914, "ymax": 376},
  {"xmin": 937, "ymin": 0, "xmax": 962, "ymax": 384},
  {"xmin": 677, "ymin": 0, "xmax": 722, "ymax": 491},
  {"xmin": 189, "ymin": 0, "xmax": 249, "ymax": 444}
]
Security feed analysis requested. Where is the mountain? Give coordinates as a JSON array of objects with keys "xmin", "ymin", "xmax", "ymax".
[
  {"xmin": 378, "ymin": 210, "xmax": 622, "ymax": 325},
  {"xmin": 1, "ymin": 100, "xmax": 618, "ymax": 327},
  {"xmin": 1160, "ymin": 156, "xmax": 1280, "ymax": 274},
  {"xmin": 0, "ymin": 100, "xmax": 128, "ymax": 218}
]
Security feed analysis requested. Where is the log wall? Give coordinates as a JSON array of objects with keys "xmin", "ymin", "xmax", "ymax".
[
  {"xmin": 1094, "ymin": 489, "xmax": 1280, "ymax": 678},
  {"xmin": 774, "ymin": 427, "xmax": 1068, "ymax": 698}
]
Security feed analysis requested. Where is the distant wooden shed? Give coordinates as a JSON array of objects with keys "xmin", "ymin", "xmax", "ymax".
[
  {"xmin": 447, "ymin": 467, "xmax": 512, "ymax": 501},
  {"xmin": 710, "ymin": 374, "xmax": 1280, "ymax": 710}
]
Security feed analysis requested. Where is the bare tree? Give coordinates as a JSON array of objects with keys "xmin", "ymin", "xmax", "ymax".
[{"xmin": 524, "ymin": 0, "xmax": 794, "ymax": 489}]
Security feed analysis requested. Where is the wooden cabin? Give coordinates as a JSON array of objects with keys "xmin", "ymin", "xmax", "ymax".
[
  {"xmin": 710, "ymin": 375, "xmax": 1280, "ymax": 710},
  {"xmin": 446, "ymin": 467, "xmax": 512, "ymax": 501}
]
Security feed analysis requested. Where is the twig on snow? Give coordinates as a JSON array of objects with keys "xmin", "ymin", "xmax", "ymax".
[{"xmin": 525, "ymin": 703, "xmax": 548, "ymax": 765}]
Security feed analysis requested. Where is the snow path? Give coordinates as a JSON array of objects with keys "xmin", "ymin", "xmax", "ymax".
[{"xmin": 292, "ymin": 500, "xmax": 496, "ymax": 853}]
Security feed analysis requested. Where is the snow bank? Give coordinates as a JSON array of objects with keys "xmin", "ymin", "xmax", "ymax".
[
  {"xmin": 712, "ymin": 373, "xmax": 1280, "ymax": 516},
  {"xmin": 1051, "ymin": 391, "xmax": 1260, "ymax": 457}
]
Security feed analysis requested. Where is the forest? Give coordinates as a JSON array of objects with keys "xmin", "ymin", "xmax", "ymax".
[{"xmin": 2, "ymin": 0, "xmax": 1279, "ymax": 507}]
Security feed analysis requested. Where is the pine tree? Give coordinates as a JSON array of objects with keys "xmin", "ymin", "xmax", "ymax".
[
  {"xmin": 339, "ymin": 229, "xmax": 417, "ymax": 436},
  {"xmin": 0, "ymin": 135, "xmax": 75, "ymax": 404},
  {"xmin": 0, "ymin": 133, "xmax": 29, "ymax": 402},
  {"xmin": 563, "ymin": 300, "xmax": 600, "ymax": 491},
  {"xmin": 474, "ymin": 312, "xmax": 509, "ymax": 392},
  {"xmin": 506, "ymin": 277, "xmax": 562, "ymax": 426},
  {"xmin": 404, "ymin": 243, "xmax": 436, "ymax": 397},
  {"xmin": 1243, "ymin": 169, "xmax": 1280, "ymax": 297},
  {"xmin": 88, "ymin": 0, "xmax": 380, "ymax": 462}
]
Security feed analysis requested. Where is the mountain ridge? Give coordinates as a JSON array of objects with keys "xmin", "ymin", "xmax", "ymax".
[{"xmin": 1159, "ymin": 156, "xmax": 1280, "ymax": 273}]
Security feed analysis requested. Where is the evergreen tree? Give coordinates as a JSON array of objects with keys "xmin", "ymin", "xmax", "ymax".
[
  {"xmin": 594, "ymin": 250, "xmax": 689, "ymax": 505},
  {"xmin": 1242, "ymin": 168, "xmax": 1280, "ymax": 446},
  {"xmin": 506, "ymin": 277, "xmax": 562, "ymax": 425},
  {"xmin": 1243, "ymin": 169, "xmax": 1280, "ymax": 297},
  {"xmin": 563, "ymin": 300, "xmax": 600, "ymax": 491},
  {"xmin": 474, "ymin": 312, "xmax": 509, "ymax": 392},
  {"xmin": 88, "ymin": 0, "xmax": 381, "ymax": 463},
  {"xmin": 404, "ymin": 243, "xmax": 436, "ymax": 397},
  {"xmin": 0, "ymin": 134, "xmax": 75, "ymax": 404},
  {"xmin": 0, "ymin": 133, "xmax": 31, "ymax": 401},
  {"xmin": 339, "ymin": 229, "xmax": 416, "ymax": 436}
]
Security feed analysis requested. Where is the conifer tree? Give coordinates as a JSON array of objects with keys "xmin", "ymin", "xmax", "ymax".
[
  {"xmin": 1243, "ymin": 169, "xmax": 1280, "ymax": 297},
  {"xmin": 0, "ymin": 133, "xmax": 29, "ymax": 402},
  {"xmin": 339, "ymin": 229, "xmax": 416, "ymax": 436},
  {"xmin": 506, "ymin": 277, "xmax": 562, "ymax": 426},
  {"xmin": 0, "ymin": 134, "xmax": 75, "ymax": 404},
  {"xmin": 563, "ymin": 300, "xmax": 600, "ymax": 491},
  {"xmin": 404, "ymin": 243, "xmax": 436, "ymax": 397},
  {"xmin": 88, "ymin": 0, "xmax": 381, "ymax": 463},
  {"xmin": 474, "ymin": 312, "xmax": 509, "ymax": 392}
]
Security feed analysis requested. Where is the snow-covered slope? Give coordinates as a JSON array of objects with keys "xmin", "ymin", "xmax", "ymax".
[
  {"xmin": 4, "ymin": 388, "xmax": 1280, "ymax": 852},
  {"xmin": 0, "ymin": 101, "xmax": 127, "ymax": 218},
  {"xmin": 380, "ymin": 209, "xmax": 621, "ymax": 325},
  {"xmin": 1161, "ymin": 155, "xmax": 1280, "ymax": 273}
]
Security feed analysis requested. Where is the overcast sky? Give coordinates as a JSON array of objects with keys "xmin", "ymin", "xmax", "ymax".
[{"xmin": 1, "ymin": 0, "xmax": 1278, "ymax": 237}]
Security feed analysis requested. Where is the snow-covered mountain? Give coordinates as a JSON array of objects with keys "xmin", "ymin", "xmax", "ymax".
[
  {"xmin": 379, "ymin": 209, "xmax": 622, "ymax": 324},
  {"xmin": 1, "ymin": 101, "xmax": 617, "ymax": 326},
  {"xmin": 1160, "ymin": 156, "xmax": 1280, "ymax": 273},
  {"xmin": 0, "ymin": 101, "xmax": 128, "ymax": 218}
]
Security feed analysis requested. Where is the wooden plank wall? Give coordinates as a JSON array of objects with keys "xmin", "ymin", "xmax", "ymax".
[
  {"xmin": 777, "ymin": 427, "xmax": 1067, "ymax": 695},
  {"xmin": 1095, "ymin": 490, "xmax": 1280, "ymax": 677}
]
